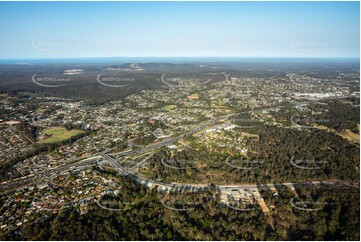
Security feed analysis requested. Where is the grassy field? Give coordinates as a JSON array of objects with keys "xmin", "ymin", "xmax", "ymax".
[
  {"xmin": 38, "ymin": 126, "xmax": 85, "ymax": 144},
  {"xmin": 162, "ymin": 105, "xmax": 177, "ymax": 111}
]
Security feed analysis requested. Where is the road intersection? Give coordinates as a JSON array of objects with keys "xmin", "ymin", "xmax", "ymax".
[{"xmin": 0, "ymin": 104, "xmax": 348, "ymax": 196}]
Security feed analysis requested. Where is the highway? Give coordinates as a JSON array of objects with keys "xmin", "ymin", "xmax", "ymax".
[
  {"xmin": 160, "ymin": 74, "xmax": 180, "ymax": 88},
  {"xmin": 111, "ymin": 112, "xmax": 237, "ymax": 160},
  {"xmin": 0, "ymin": 155, "xmax": 101, "ymax": 193},
  {"xmin": 99, "ymin": 153, "xmax": 129, "ymax": 175},
  {"xmin": 0, "ymin": 104, "xmax": 285, "ymax": 194}
]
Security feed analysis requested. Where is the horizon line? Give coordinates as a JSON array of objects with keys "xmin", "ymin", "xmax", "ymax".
[{"xmin": 0, "ymin": 56, "xmax": 360, "ymax": 60}]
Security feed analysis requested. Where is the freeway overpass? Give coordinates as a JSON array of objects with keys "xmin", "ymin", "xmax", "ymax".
[{"xmin": 0, "ymin": 105, "xmax": 283, "ymax": 194}]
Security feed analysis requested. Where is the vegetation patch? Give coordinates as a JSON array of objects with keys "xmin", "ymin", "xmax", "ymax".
[
  {"xmin": 35, "ymin": 108, "xmax": 48, "ymax": 114},
  {"xmin": 162, "ymin": 105, "xmax": 177, "ymax": 111}
]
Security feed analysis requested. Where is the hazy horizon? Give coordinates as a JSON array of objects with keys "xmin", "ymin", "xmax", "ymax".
[{"xmin": 0, "ymin": 56, "xmax": 359, "ymax": 65}]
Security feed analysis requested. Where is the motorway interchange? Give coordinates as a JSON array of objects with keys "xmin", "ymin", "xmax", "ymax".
[
  {"xmin": 0, "ymin": 105, "xmax": 342, "ymax": 197},
  {"xmin": 0, "ymin": 110, "xmax": 236, "ymax": 193}
]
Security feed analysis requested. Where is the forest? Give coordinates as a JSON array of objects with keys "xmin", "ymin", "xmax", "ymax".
[{"xmin": 2, "ymin": 173, "xmax": 359, "ymax": 240}]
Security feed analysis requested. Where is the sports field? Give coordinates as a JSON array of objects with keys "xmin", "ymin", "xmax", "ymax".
[{"xmin": 38, "ymin": 126, "xmax": 84, "ymax": 144}]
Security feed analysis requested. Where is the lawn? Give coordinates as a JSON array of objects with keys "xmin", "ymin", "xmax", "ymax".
[{"xmin": 38, "ymin": 126, "xmax": 85, "ymax": 144}]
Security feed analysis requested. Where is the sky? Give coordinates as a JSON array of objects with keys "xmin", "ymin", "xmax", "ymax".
[{"xmin": 0, "ymin": 1, "xmax": 359, "ymax": 59}]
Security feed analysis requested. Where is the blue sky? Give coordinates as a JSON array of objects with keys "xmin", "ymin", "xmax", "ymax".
[{"xmin": 0, "ymin": 1, "xmax": 359, "ymax": 59}]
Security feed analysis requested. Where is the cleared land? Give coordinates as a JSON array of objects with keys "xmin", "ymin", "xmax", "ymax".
[
  {"xmin": 38, "ymin": 126, "xmax": 84, "ymax": 144},
  {"xmin": 187, "ymin": 93, "xmax": 199, "ymax": 100},
  {"xmin": 341, "ymin": 129, "xmax": 360, "ymax": 144},
  {"xmin": 314, "ymin": 124, "xmax": 360, "ymax": 145}
]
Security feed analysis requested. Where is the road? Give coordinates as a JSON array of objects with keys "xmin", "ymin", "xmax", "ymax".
[
  {"xmin": 0, "ymin": 104, "xmax": 290, "ymax": 194},
  {"xmin": 217, "ymin": 181, "xmax": 329, "ymax": 190},
  {"xmin": 0, "ymin": 155, "xmax": 101, "ymax": 193},
  {"xmin": 160, "ymin": 74, "xmax": 180, "ymax": 88}
]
